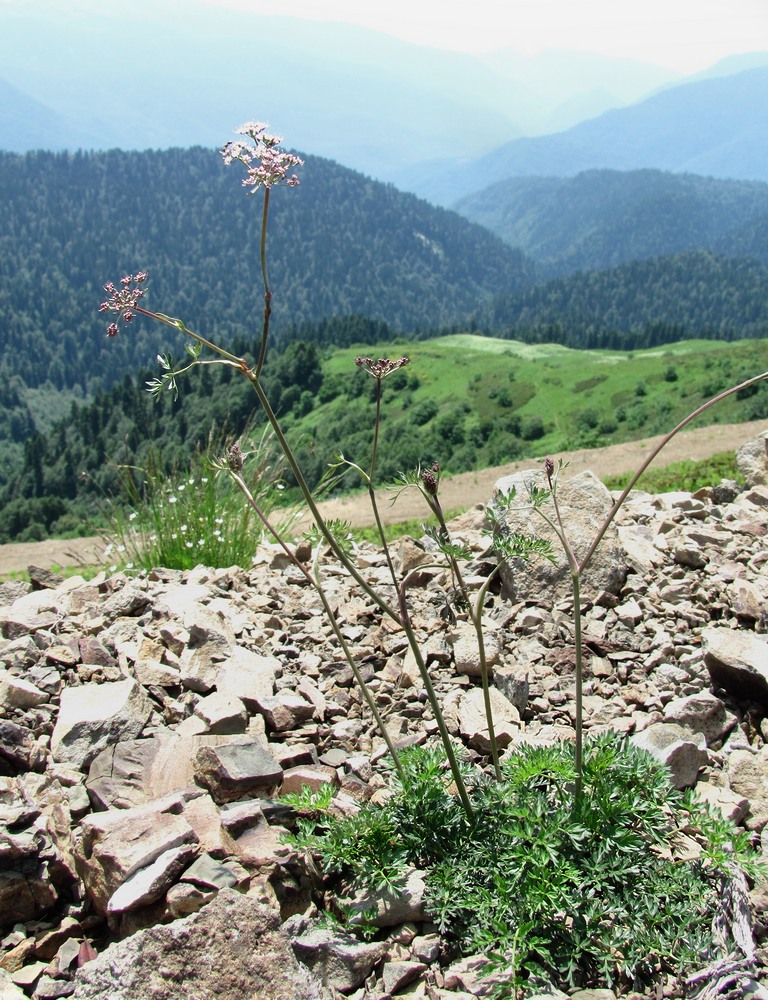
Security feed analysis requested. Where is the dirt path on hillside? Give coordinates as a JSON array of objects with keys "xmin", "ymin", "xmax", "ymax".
[{"xmin": 1, "ymin": 419, "xmax": 764, "ymax": 577}]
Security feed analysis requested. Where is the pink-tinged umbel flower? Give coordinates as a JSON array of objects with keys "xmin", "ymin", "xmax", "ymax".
[
  {"xmin": 221, "ymin": 121, "xmax": 303, "ymax": 191},
  {"xmin": 99, "ymin": 271, "xmax": 148, "ymax": 337},
  {"xmin": 354, "ymin": 356, "xmax": 410, "ymax": 380}
]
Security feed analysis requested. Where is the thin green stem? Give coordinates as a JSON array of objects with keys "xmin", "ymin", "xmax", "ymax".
[
  {"xmin": 398, "ymin": 570, "xmax": 474, "ymax": 819},
  {"xmin": 572, "ymin": 572, "xmax": 583, "ymax": 799},
  {"xmin": 136, "ymin": 307, "xmax": 245, "ymax": 366},
  {"xmin": 472, "ymin": 569, "xmax": 502, "ymax": 780},
  {"xmin": 429, "ymin": 494, "xmax": 501, "ymax": 780},
  {"xmin": 367, "ymin": 381, "xmax": 400, "ymax": 592},
  {"xmin": 538, "ymin": 479, "xmax": 583, "ymax": 797},
  {"xmin": 230, "ymin": 470, "xmax": 405, "ymax": 782},
  {"xmin": 255, "ymin": 187, "xmax": 271, "ymax": 380},
  {"xmin": 243, "ymin": 370, "xmax": 401, "ymax": 623}
]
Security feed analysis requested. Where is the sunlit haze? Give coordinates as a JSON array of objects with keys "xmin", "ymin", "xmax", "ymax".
[{"xmin": 202, "ymin": 0, "xmax": 768, "ymax": 72}]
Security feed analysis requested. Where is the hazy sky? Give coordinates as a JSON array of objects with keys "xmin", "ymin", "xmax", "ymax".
[{"xmin": 204, "ymin": 0, "xmax": 768, "ymax": 72}]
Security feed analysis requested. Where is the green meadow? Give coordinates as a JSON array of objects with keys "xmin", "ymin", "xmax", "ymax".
[{"xmin": 285, "ymin": 334, "xmax": 768, "ymax": 484}]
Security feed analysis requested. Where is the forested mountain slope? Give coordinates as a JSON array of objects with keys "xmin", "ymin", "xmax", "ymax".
[
  {"xmin": 455, "ymin": 170, "xmax": 768, "ymax": 276},
  {"xmin": 0, "ymin": 146, "xmax": 532, "ymax": 401},
  {"xmin": 484, "ymin": 252, "xmax": 768, "ymax": 346}
]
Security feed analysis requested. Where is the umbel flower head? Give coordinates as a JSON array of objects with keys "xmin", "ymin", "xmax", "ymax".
[
  {"xmin": 354, "ymin": 356, "xmax": 410, "ymax": 380},
  {"xmin": 221, "ymin": 121, "xmax": 304, "ymax": 191},
  {"xmin": 99, "ymin": 271, "xmax": 148, "ymax": 337}
]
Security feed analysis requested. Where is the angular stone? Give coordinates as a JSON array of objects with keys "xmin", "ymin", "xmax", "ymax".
[
  {"xmin": 729, "ymin": 579, "xmax": 766, "ymax": 621},
  {"xmin": 194, "ymin": 738, "xmax": 282, "ymax": 803},
  {"xmin": 381, "ymin": 960, "xmax": 426, "ymax": 995},
  {"xmin": 728, "ymin": 747, "xmax": 768, "ymax": 831},
  {"xmin": 75, "ymin": 793, "xmax": 199, "ymax": 914},
  {"xmin": 456, "ymin": 687, "xmax": 520, "ymax": 754},
  {"xmin": 181, "ymin": 853, "xmax": 239, "ymax": 891},
  {"xmin": 107, "ymin": 843, "xmax": 198, "ymax": 914},
  {"xmin": 51, "ymin": 679, "xmax": 152, "ymax": 770},
  {"xmin": 215, "ymin": 647, "xmax": 278, "ymax": 707},
  {"xmin": 292, "ymin": 927, "xmax": 386, "ymax": 992},
  {"xmin": 255, "ymin": 694, "xmax": 316, "ymax": 732},
  {"xmin": 346, "ymin": 868, "xmax": 430, "ymax": 928},
  {"xmin": 193, "ymin": 692, "xmax": 248, "ymax": 735},
  {"xmin": 702, "ymin": 627, "xmax": 768, "ymax": 701},
  {"xmin": 0, "ymin": 670, "xmax": 48, "ymax": 710},
  {"xmin": 449, "ymin": 624, "xmax": 500, "ymax": 678},
  {"xmin": 736, "ymin": 430, "xmax": 768, "ymax": 487},
  {"xmin": 165, "ymin": 882, "xmax": 212, "ymax": 918},
  {"xmin": 70, "ymin": 889, "xmax": 323, "ymax": 1000},
  {"xmin": 280, "ymin": 765, "xmax": 338, "ymax": 797},
  {"xmin": 631, "ymin": 723, "xmax": 707, "ymax": 789},
  {"xmin": 493, "ymin": 470, "xmax": 627, "ymax": 603},
  {"xmin": 663, "ymin": 692, "xmax": 735, "ymax": 747}
]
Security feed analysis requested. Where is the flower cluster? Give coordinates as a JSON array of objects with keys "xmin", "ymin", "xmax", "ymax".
[
  {"xmin": 221, "ymin": 121, "xmax": 303, "ymax": 191},
  {"xmin": 354, "ymin": 356, "xmax": 410, "ymax": 380},
  {"xmin": 99, "ymin": 271, "xmax": 148, "ymax": 337},
  {"xmin": 421, "ymin": 462, "xmax": 440, "ymax": 497}
]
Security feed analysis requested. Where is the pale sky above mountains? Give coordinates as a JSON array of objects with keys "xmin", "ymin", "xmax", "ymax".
[{"xmin": 204, "ymin": 0, "xmax": 768, "ymax": 72}]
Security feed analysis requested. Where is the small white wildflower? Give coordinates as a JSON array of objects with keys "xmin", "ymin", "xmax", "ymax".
[
  {"xmin": 197, "ymin": 538, "xmax": 204, "ymax": 546},
  {"xmin": 103, "ymin": 543, "xmax": 114, "ymax": 557},
  {"xmin": 128, "ymin": 511, "xmax": 137, "ymax": 521},
  {"xmin": 109, "ymin": 563, "xmax": 117, "ymax": 572},
  {"xmin": 215, "ymin": 517, "xmax": 224, "ymax": 525},
  {"xmin": 171, "ymin": 533, "xmax": 178, "ymax": 540},
  {"xmin": 180, "ymin": 523, "xmax": 188, "ymax": 532},
  {"xmin": 178, "ymin": 484, "xmax": 186, "ymax": 492},
  {"xmin": 201, "ymin": 477, "xmax": 209, "ymax": 484},
  {"xmin": 186, "ymin": 541, "xmax": 193, "ymax": 548},
  {"xmin": 169, "ymin": 496, "xmax": 178, "ymax": 504},
  {"xmin": 149, "ymin": 534, "xmax": 157, "ymax": 542}
]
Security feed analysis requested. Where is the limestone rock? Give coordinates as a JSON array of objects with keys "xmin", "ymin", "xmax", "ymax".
[
  {"xmin": 728, "ymin": 747, "xmax": 768, "ymax": 831},
  {"xmin": 71, "ymin": 889, "xmax": 326, "ymax": 999},
  {"xmin": 292, "ymin": 926, "xmax": 386, "ymax": 992},
  {"xmin": 702, "ymin": 627, "xmax": 768, "ymax": 701},
  {"xmin": 346, "ymin": 868, "xmax": 430, "ymax": 928},
  {"xmin": 631, "ymin": 723, "xmax": 707, "ymax": 789},
  {"xmin": 107, "ymin": 842, "xmax": 197, "ymax": 914},
  {"xmin": 193, "ymin": 738, "xmax": 282, "ymax": 803},
  {"xmin": 456, "ymin": 687, "xmax": 520, "ymax": 754},
  {"xmin": 51, "ymin": 679, "xmax": 152, "ymax": 771},
  {"xmin": 663, "ymin": 692, "xmax": 735, "ymax": 747},
  {"xmin": 75, "ymin": 793, "xmax": 199, "ymax": 914},
  {"xmin": 493, "ymin": 470, "xmax": 627, "ymax": 603},
  {"xmin": 736, "ymin": 429, "xmax": 768, "ymax": 487}
]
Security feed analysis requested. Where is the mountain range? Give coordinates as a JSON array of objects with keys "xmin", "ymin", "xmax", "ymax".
[{"xmin": 454, "ymin": 169, "xmax": 768, "ymax": 276}]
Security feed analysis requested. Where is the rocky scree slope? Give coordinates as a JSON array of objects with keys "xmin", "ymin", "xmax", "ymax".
[{"xmin": 1, "ymin": 431, "xmax": 768, "ymax": 999}]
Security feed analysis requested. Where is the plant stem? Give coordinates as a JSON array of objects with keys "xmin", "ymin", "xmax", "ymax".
[
  {"xmin": 367, "ymin": 380, "xmax": 400, "ymax": 592},
  {"xmin": 472, "ymin": 569, "xmax": 503, "ymax": 780},
  {"xmin": 255, "ymin": 187, "xmax": 271, "ymax": 380},
  {"xmin": 230, "ymin": 469, "xmax": 406, "ymax": 782},
  {"xmin": 398, "ymin": 570, "xmax": 474, "ymax": 819},
  {"xmin": 428, "ymin": 494, "xmax": 501, "ymax": 781}
]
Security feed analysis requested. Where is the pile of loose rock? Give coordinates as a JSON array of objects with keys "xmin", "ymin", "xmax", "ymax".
[{"xmin": 1, "ymin": 430, "xmax": 767, "ymax": 1000}]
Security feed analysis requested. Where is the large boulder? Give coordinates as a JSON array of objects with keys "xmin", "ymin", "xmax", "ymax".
[
  {"xmin": 492, "ymin": 469, "xmax": 627, "ymax": 604},
  {"xmin": 736, "ymin": 429, "xmax": 768, "ymax": 487},
  {"xmin": 71, "ymin": 889, "xmax": 327, "ymax": 999},
  {"xmin": 702, "ymin": 627, "xmax": 768, "ymax": 702}
]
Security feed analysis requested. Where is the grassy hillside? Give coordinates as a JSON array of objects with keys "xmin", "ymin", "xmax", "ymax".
[
  {"xmin": 3, "ymin": 332, "xmax": 767, "ymax": 542},
  {"xmin": 282, "ymin": 333, "xmax": 768, "ymax": 488}
]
